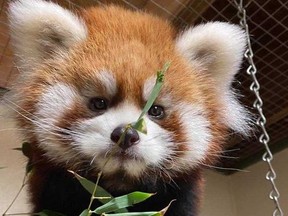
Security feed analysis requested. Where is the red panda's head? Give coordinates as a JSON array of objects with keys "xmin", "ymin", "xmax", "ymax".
[{"xmin": 7, "ymin": 0, "xmax": 251, "ymax": 180}]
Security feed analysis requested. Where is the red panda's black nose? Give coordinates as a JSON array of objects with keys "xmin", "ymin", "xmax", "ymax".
[{"xmin": 110, "ymin": 125, "xmax": 140, "ymax": 150}]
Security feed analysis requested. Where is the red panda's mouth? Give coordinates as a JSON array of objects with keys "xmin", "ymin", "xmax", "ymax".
[
  {"xmin": 111, "ymin": 149, "xmax": 142, "ymax": 162},
  {"xmin": 95, "ymin": 149, "xmax": 147, "ymax": 178}
]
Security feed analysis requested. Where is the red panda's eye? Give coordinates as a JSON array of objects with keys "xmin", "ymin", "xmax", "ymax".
[
  {"xmin": 148, "ymin": 105, "xmax": 165, "ymax": 119},
  {"xmin": 88, "ymin": 97, "xmax": 108, "ymax": 112}
]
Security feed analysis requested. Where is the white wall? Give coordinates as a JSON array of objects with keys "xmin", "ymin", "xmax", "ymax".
[
  {"xmin": 200, "ymin": 149, "xmax": 288, "ymax": 216},
  {"xmin": 0, "ymin": 106, "xmax": 30, "ymax": 214},
  {"xmin": 232, "ymin": 149, "xmax": 288, "ymax": 216},
  {"xmin": 200, "ymin": 171, "xmax": 235, "ymax": 216}
]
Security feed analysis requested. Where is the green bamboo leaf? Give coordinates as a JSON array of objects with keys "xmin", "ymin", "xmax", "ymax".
[
  {"xmin": 102, "ymin": 212, "xmax": 160, "ymax": 216},
  {"xmin": 158, "ymin": 199, "xmax": 176, "ymax": 216},
  {"xmin": 68, "ymin": 171, "xmax": 112, "ymax": 204},
  {"xmin": 36, "ymin": 209, "xmax": 66, "ymax": 216},
  {"xmin": 69, "ymin": 171, "xmax": 128, "ymax": 213},
  {"xmin": 132, "ymin": 118, "xmax": 147, "ymax": 134},
  {"xmin": 104, "ymin": 199, "xmax": 176, "ymax": 216},
  {"xmin": 94, "ymin": 192, "xmax": 154, "ymax": 214},
  {"xmin": 132, "ymin": 62, "xmax": 170, "ymax": 134},
  {"xmin": 79, "ymin": 209, "xmax": 89, "ymax": 216},
  {"xmin": 26, "ymin": 160, "xmax": 33, "ymax": 174},
  {"xmin": 68, "ymin": 170, "xmax": 96, "ymax": 194}
]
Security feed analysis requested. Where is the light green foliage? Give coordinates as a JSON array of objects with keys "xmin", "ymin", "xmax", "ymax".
[
  {"xmin": 132, "ymin": 62, "xmax": 171, "ymax": 134},
  {"xmin": 80, "ymin": 209, "xmax": 89, "ymax": 216},
  {"xmin": 101, "ymin": 199, "xmax": 174, "ymax": 216},
  {"xmin": 69, "ymin": 171, "xmax": 112, "ymax": 204},
  {"xmin": 132, "ymin": 118, "xmax": 147, "ymax": 134},
  {"xmin": 93, "ymin": 192, "xmax": 154, "ymax": 214}
]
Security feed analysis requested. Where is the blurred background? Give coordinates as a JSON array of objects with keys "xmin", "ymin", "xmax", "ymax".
[{"xmin": 0, "ymin": 0, "xmax": 287, "ymax": 215}]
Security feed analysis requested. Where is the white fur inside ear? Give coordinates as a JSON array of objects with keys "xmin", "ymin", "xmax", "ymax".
[
  {"xmin": 176, "ymin": 22, "xmax": 251, "ymax": 135},
  {"xmin": 176, "ymin": 22, "xmax": 246, "ymax": 91},
  {"xmin": 8, "ymin": 0, "xmax": 87, "ymax": 68}
]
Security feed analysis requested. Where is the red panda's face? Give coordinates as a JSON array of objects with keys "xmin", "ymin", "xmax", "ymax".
[
  {"xmin": 8, "ymin": 0, "xmax": 251, "ymax": 179},
  {"xmin": 20, "ymin": 42, "xmax": 217, "ymax": 178}
]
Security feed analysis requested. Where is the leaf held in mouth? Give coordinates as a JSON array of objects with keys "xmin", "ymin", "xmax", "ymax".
[{"xmin": 133, "ymin": 62, "xmax": 171, "ymax": 134}]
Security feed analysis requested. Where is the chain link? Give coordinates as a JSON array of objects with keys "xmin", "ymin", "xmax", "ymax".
[{"xmin": 235, "ymin": 1, "xmax": 284, "ymax": 216}]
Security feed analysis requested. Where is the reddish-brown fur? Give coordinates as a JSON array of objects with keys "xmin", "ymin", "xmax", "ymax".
[{"xmin": 11, "ymin": 5, "xmax": 230, "ymax": 215}]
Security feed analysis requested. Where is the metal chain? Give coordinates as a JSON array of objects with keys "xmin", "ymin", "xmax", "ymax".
[{"xmin": 234, "ymin": 1, "xmax": 284, "ymax": 216}]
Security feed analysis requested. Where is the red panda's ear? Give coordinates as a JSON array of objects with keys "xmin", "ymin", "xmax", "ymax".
[
  {"xmin": 176, "ymin": 22, "xmax": 252, "ymax": 135},
  {"xmin": 176, "ymin": 22, "xmax": 246, "ymax": 91},
  {"xmin": 8, "ymin": 0, "xmax": 87, "ymax": 69}
]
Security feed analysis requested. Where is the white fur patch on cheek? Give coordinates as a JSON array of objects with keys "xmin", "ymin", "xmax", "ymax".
[
  {"xmin": 175, "ymin": 103, "xmax": 212, "ymax": 170},
  {"xmin": 34, "ymin": 83, "xmax": 78, "ymax": 161},
  {"xmin": 135, "ymin": 118, "xmax": 173, "ymax": 166},
  {"xmin": 220, "ymin": 92, "xmax": 252, "ymax": 136},
  {"xmin": 36, "ymin": 83, "xmax": 78, "ymax": 121}
]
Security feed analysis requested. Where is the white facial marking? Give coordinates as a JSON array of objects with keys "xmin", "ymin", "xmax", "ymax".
[
  {"xmin": 143, "ymin": 76, "xmax": 156, "ymax": 101},
  {"xmin": 220, "ymin": 92, "xmax": 252, "ymax": 136},
  {"xmin": 143, "ymin": 77, "xmax": 172, "ymax": 107},
  {"xmin": 173, "ymin": 103, "xmax": 212, "ymax": 170},
  {"xmin": 74, "ymin": 102, "xmax": 173, "ymax": 177},
  {"xmin": 97, "ymin": 70, "xmax": 117, "ymax": 96},
  {"xmin": 36, "ymin": 83, "xmax": 77, "ymax": 121},
  {"xmin": 35, "ymin": 83, "xmax": 78, "ymax": 162},
  {"xmin": 33, "ymin": 83, "xmax": 212, "ymax": 177}
]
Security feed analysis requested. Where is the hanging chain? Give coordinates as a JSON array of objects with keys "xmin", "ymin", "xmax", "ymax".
[{"xmin": 235, "ymin": 1, "xmax": 284, "ymax": 216}]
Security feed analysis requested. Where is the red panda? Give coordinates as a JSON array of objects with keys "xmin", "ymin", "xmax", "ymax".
[{"xmin": 6, "ymin": 0, "xmax": 251, "ymax": 215}]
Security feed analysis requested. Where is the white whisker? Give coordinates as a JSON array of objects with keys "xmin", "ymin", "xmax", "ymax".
[
  {"xmin": 3, "ymin": 99, "xmax": 85, "ymax": 138},
  {"xmin": 199, "ymin": 162, "xmax": 249, "ymax": 173},
  {"xmin": 173, "ymin": 150, "xmax": 239, "ymax": 159}
]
